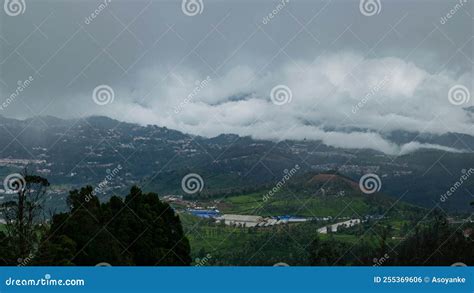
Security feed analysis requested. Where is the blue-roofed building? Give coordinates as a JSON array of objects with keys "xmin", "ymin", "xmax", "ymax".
[{"xmin": 188, "ymin": 209, "xmax": 220, "ymax": 219}]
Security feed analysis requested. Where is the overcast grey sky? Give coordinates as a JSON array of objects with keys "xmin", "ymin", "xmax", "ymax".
[{"xmin": 0, "ymin": 0, "xmax": 473, "ymax": 154}]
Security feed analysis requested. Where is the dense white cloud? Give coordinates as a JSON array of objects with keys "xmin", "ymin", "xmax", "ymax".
[{"xmin": 87, "ymin": 52, "xmax": 473, "ymax": 155}]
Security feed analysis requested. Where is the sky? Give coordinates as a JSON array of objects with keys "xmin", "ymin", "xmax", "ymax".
[{"xmin": 0, "ymin": 0, "xmax": 473, "ymax": 154}]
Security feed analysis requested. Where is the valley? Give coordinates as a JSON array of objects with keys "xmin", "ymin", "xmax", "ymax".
[
  {"xmin": 0, "ymin": 115, "xmax": 473, "ymax": 212},
  {"xmin": 0, "ymin": 116, "xmax": 472, "ymax": 266}
]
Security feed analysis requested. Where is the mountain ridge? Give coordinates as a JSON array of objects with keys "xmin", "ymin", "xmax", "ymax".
[{"xmin": 0, "ymin": 115, "xmax": 473, "ymax": 212}]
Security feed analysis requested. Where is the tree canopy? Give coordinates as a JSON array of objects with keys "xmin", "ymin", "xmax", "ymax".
[{"xmin": 35, "ymin": 186, "xmax": 191, "ymax": 266}]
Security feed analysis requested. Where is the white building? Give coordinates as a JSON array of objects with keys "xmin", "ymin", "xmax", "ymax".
[
  {"xmin": 317, "ymin": 219, "xmax": 361, "ymax": 234},
  {"xmin": 216, "ymin": 214, "xmax": 264, "ymax": 227}
]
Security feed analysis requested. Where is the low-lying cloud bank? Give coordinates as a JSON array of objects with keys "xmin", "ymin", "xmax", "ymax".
[{"xmin": 87, "ymin": 52, "xmax": 473, "ymax": 155}]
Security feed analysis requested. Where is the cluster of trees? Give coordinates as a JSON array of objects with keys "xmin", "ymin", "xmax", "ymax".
[
  {"xmin": 394, "ymin": 212, "xmax": 473, "ymax": 265},
  {"xmin": 0, "ymin": 172, "xmax": 50, "ymax": 265},
  {"xmin": 309, "ymin": 212, "xmax": 474, "ymax": 266},
  {"xmin": 190, "ymin": 211, "xmax": 473, "ymax": 266},
  {"xmin": 0, "ymin": 170, "xmax": 472, "ymax": 266},
  {"xmin": 0, "ymin": 171, "xmax": 191, "ymax": 266}
]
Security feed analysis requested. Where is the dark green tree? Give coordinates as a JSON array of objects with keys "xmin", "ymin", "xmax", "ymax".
[
  {"xmin": 1, "ymin": 170, "xmax": 49, "ymax": 264},
  {"xmin": 395, "ymin": 210, "xmax": 474, "ymax": 265},
  {"xmin": 37, "ymin": 186, "xmax": 191, "ymax": 266},
  {"xmin": 308, "ymin": 235, "xmax": 347, "ymax": 265}
]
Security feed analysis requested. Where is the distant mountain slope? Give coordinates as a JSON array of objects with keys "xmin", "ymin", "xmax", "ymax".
[
  {"xmin": 0, "ymin": 115, "xmax": 473, "ymax": 212},
  {"xmin": 217, "ymin": 172, "xmax": 423, "ymax": 218}
]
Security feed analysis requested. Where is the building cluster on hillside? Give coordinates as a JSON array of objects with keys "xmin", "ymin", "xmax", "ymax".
[
  {"xmin": 0, "ymin": 158, "xmax": 46, "ymax": 167},
  {"xmin": 162, "ymin": 195, "xmax": 373, "ymax": 231},
  {"xmin": 190, "ymin": 210, "xmax": 363, "ymax": 233},
  {"xmin": 214, "ymin": 214, "xmax": 308, "ymax": 227}
]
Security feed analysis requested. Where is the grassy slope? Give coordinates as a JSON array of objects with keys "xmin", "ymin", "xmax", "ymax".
[
  {"xmin": 179, "ymin": 173, "xmax": 424, "ymax": 265},
  {"xmin": 180, "ymin": 212, "xmax": 410, "ymax": 265},
  {"xmin": 217, "ymin": 189, "xmax": 419, "ymax": 218},
  {"xmin": 222, "ymin": 192, "xmax": 371, "ymax": 217}
]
